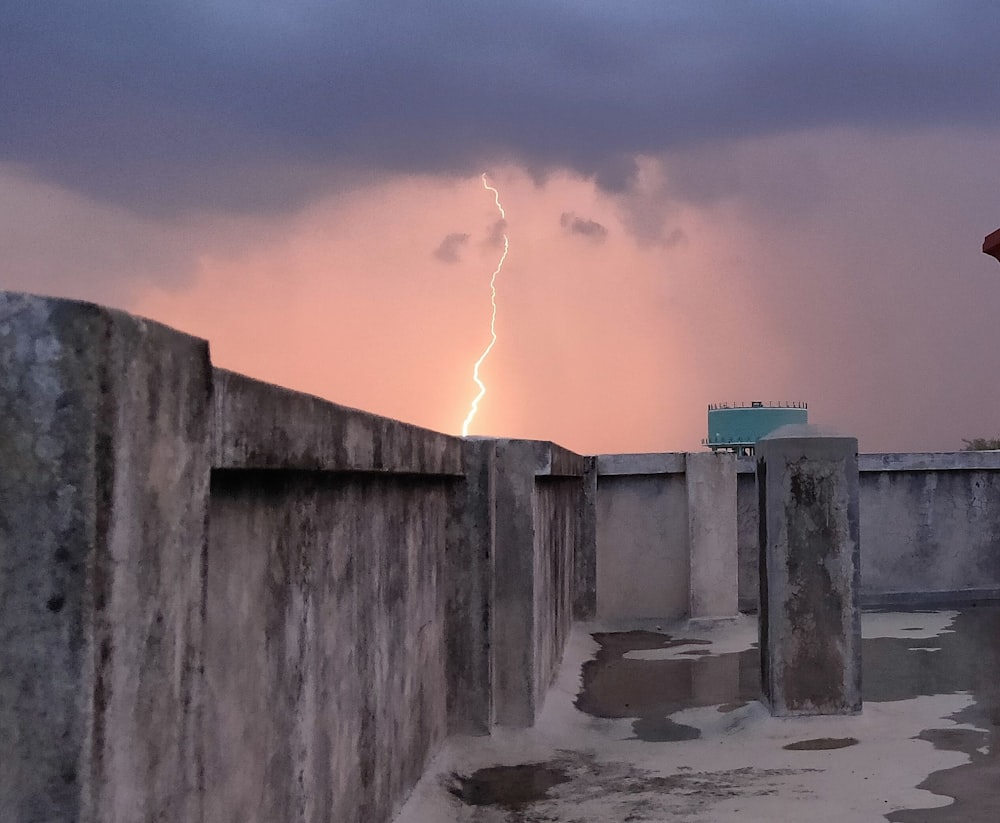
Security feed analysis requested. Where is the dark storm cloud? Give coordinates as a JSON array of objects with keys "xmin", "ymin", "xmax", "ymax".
[
  {"xmin": 433, "ymin": 232, "xmax": 470, "ymax": 263},
  {"xmin": 3, "ymin": 1, "xmax": 1000, "ymax": 214},
  {"xmin": 560, "ymin": 212, "xmax": 608, "ymax": 242}
]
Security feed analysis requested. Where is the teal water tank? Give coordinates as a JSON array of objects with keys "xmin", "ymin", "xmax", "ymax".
[{"xmin": 703, "ymin": 401, "xmax": 808, "ymax": 455}]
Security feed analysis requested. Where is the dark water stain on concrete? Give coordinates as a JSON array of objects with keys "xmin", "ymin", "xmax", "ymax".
[
  {"xmin": 631, "ymin": 716, "xmax": 701, "ymax": 742},
  {"xmin": 575, "ymin": 630, "xmax": 759, "ymax": 726},
  {"xmin": 867, "ymin": 604, "xmax": 1000, "ymax": 823},
  {"xmin": 783, "ymin": 737, "xmax": 858, "ymax": 751},
  {"xmin": 449, "ymin": 751, "xmax": 818, "ymax": 820},
  {"xmin": 447, "ymin": 762, "xmax": 570, "ymax": 808},
  {"xmin": 572, "ymin": 608, "xmax": 1000, "ymax": 820}
]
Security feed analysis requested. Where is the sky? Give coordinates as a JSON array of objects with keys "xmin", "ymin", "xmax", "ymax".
[{"xmin": 4, "ymin": 1, "xmax": 1000, "ymax": 454}]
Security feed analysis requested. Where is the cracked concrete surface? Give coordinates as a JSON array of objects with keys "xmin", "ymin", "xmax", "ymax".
[{"xmin": 395, "ymin": 606, "xmax": 1000, "ymax": 822}]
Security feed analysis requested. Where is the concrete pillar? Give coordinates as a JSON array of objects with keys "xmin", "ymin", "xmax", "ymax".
[
  {"xmin": 445, "ymin": 438, "xmax": 496, "ymax": 734},
  {"xmin": 757, "ymin": 427, "xmax": 861, "ymax": 716},
  {"xmin": 686, "ymin": 452, "xmax": 739, "ymax": 621},
  {"xmin": 0, "ymin": 293, "xmax": 211, "ymax": 820},
  {"xmin": 574, "ymin": 456, "xmax": 598, "ymax": 620},
  {"xmin": 491, "ymin": 439, "xmax": 538, "ymax": 727}
]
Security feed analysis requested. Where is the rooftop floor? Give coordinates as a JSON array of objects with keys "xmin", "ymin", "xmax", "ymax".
[{"xmin": 395, "ymin": 605, "xmax": 1000, "ymax": 822}]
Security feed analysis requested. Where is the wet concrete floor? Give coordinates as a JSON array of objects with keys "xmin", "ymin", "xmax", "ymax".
[{"xmin": 397, "ymin": 605, "xmax": 1000, "ymax": 822}]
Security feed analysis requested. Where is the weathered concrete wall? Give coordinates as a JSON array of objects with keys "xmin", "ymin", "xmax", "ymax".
[
  {"xmin": 444, "ymin": 439, "xmax": 495, "ymax": 735},
  {"xmin": 212, "ymin": 368, "xmax": 460, "ymax": 474},
  {"xmin": 206, "ymin": 369, "xmax": 464, "ymax": 823},
  {"xmin": 595, "ymin": 454, "xmax": 690, "ymax": 621},
  {"xmin": 206, "ymin": 471, "xmax": 450, "ymax": 823},
  {"xmin": 738, "ymin": 452, "xmax": 1000, "ymax": 610},
  {"xmin": 491, "ymin": 440, "xmax": 537, "ymax": 726},
  {"xmin": 686, "ymin": 452, "xmax": 738, "ymax": 619},
  {"xmin": 736, "ymin": 467, "xmax": 759, "ymax": 611},
  {"xmin": 491, "ymin": 441, "xmax": 588, "ymax": 727},
  {"xmin": 17, "ymin": 288, "xmax": 1000, "ymax": 820},
  {"xmin": 574, "ymin": 457, "xmax": 598, "ymax": 620},
  {"xmin": 0, "ymin": 293, "xmax": 210, "ymax": 823},
  {"xmin": 859, "ymin": 453, "xmax": 1000, "ymax": 604},
  {"xmin": 533, "ymin": 477, "xmax": 580, "ymax": 709}
]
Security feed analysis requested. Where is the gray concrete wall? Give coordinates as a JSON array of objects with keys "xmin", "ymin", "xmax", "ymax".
[
  {"xmin": 206, "ymin": 471, "xmax": 451, "ymax": 823},
  {"xmin": 600, "ymin": 449, "xmax": 1000, "ymax": 619},
  {"xmin": 736, "ymin": 467, "xmax": 760, "ymax": 611},
  {"xmin": 686, "ymin": 452, "xmax": 738, "ymax": 619},
  {"xmin": 491, "ymin": 440, "xmax": 538, "ymax": 726},
  {"xmin": 737, "ymin": 452, "xmax": 1000, "ymax": 610},
  {"xmin": 533, "ymin": 477, "xmax": 580, "ymax": 709},
  {"xmin": 859, "ymin": 453, "xmax": 1000, "ymax": 604},
  {"xmin": 205, "ymin": 369, "xmax": 466, "ymax": 823},
  {"xmin": 574, "ymin": 457, "xmax": 598, "ymax": 620},
  {"xmin": 13, "ymin": 289, "xmax": 1000, "ymax": 820},
  {"xmin": 491, "ymin": 440, "xmax": 588, "ymax": 727},
  {"xmin": 0, "ymin": 293, "xmax": 210, "ymax": 823},
  {"xmin": 595, "ymin": 454, "xmax": 690, "ymax": 621},
  {"xmin": 444, "ymin": 439, "xmax": 495, "ymax": 735},
  {"xmin": 0, "ymin": 291, "xmax": 589, "ymax": 821}
]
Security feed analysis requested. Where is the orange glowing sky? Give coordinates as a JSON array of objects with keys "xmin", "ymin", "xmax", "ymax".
[{"xmin": 5, "ymin": 6, "xmax": 1000, "ymax": 454}]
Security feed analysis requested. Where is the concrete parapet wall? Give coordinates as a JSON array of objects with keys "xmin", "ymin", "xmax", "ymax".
[
  {"xmin": 737, "ymin": 451, "xmax": 1000, "ymax": 610},
  {"xmin": 0, "ymin": 291, "xmax": 589, "ymax": 822},
  {"xmin": 9, "ymin": 289, "xmax": 1000, "ymax": 819},
  {"xmin": 686, "ymin": 452, "xmax": 738, "ymax": 620},
  {"xmin": 0, "ymin": 293, "xmax": 210, "ymax": 822},
  {"xmin": 491, "ymin": 440, "xmax": 589, "ymax": 727},
  {"xmin": 595, "ymin": 456, "xmax": 690, "ymax": 621},
  {"xmin": 859, "ymin": 460, "xmax": 1000, "ymax": 603},
  {"xmin": 212, "ymin": 368, "xmax": 462, "ymax": 475},
  {"xmin": 206, "ymin": 471, "xmax": 450, "ymax": 823},
  {"xmin": 736, "ymin": 472, "xmax": 760, "ymax": 610},
  {"xmin": 601, "ymin": 449, "xmax": 1000, "ymax": 620},
  {"xmin": 597, "ymin": 452, "xmax": 686, "ymax": 475},
  {"xmin": 533, "ymin": 478, "xmax": 580, "ymax": 709}
]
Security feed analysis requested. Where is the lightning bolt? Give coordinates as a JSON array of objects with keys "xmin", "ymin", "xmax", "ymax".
[{"xmin": 461, "ymin": 173, "xmax": 509, "ymax": 436}]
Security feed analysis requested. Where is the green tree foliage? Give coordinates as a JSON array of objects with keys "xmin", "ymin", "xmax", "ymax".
[{"xmin": 962, "ymin": 437, "xmax": 1000, "ymax": 451}]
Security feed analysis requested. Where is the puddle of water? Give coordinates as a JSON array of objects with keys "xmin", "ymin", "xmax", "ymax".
[
  {"xmin": 631, "ymin": 716, "xmax": 702, "ymax": 742},
  {"xmin": 575, "ymin": 630, "xmax": 759, "ymax": 723},
  {"xmin": 447, "ymin": 751, "xmax": 818, "ymax": 819},
  {"xmin": 448, "ymin": 763, "xmax": 570, "ymax": 809},
  {"xmin": 575, "ymin": 606, "xmax": 1000, "ymax": 818},
  {"xmin": 783, "ymin": 737, "xmax": 859, "ymax": 751},
  {"xmin": 877, "ymin": 604, "xmax": 1000, "ymax": 823}
]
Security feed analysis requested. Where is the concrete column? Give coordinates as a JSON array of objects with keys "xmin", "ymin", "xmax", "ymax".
[
  {"xmin": 445, "ymin": 438, "xmax": 496, "ymax": 734},
  {"xmin": 491, "ymin": 439, "xmax": 538, "ymax": 727},
  {"xmin": 757, "ymin": 427, "xmax": 861, "ymax": 716},
  {"xmin": 686, "ymin": 452, "xmax": 739, "ymax": 621},
  {"xmin": 574, "ymin": 455, "xmax": 598, "ymax": 620},
  {"xmin": 0, "ymin": 293, "xmax": 211, "ymax": 820}
]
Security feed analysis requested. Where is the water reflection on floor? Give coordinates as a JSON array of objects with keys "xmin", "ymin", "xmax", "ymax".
[
  {"xmin": 574, "ymin": 629, "xmax": 758, "ymax": 740},
  {"xmin": 401, "ymin": 605, "xmax": 1000, "ymax": 822},
  {"xmin": 871, "ymin": 606, "xmax": 1000, "ymax": 823},
  {"xmin": 572, "ymin": 604, "xmax": 1000, "ymax": 822}
]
